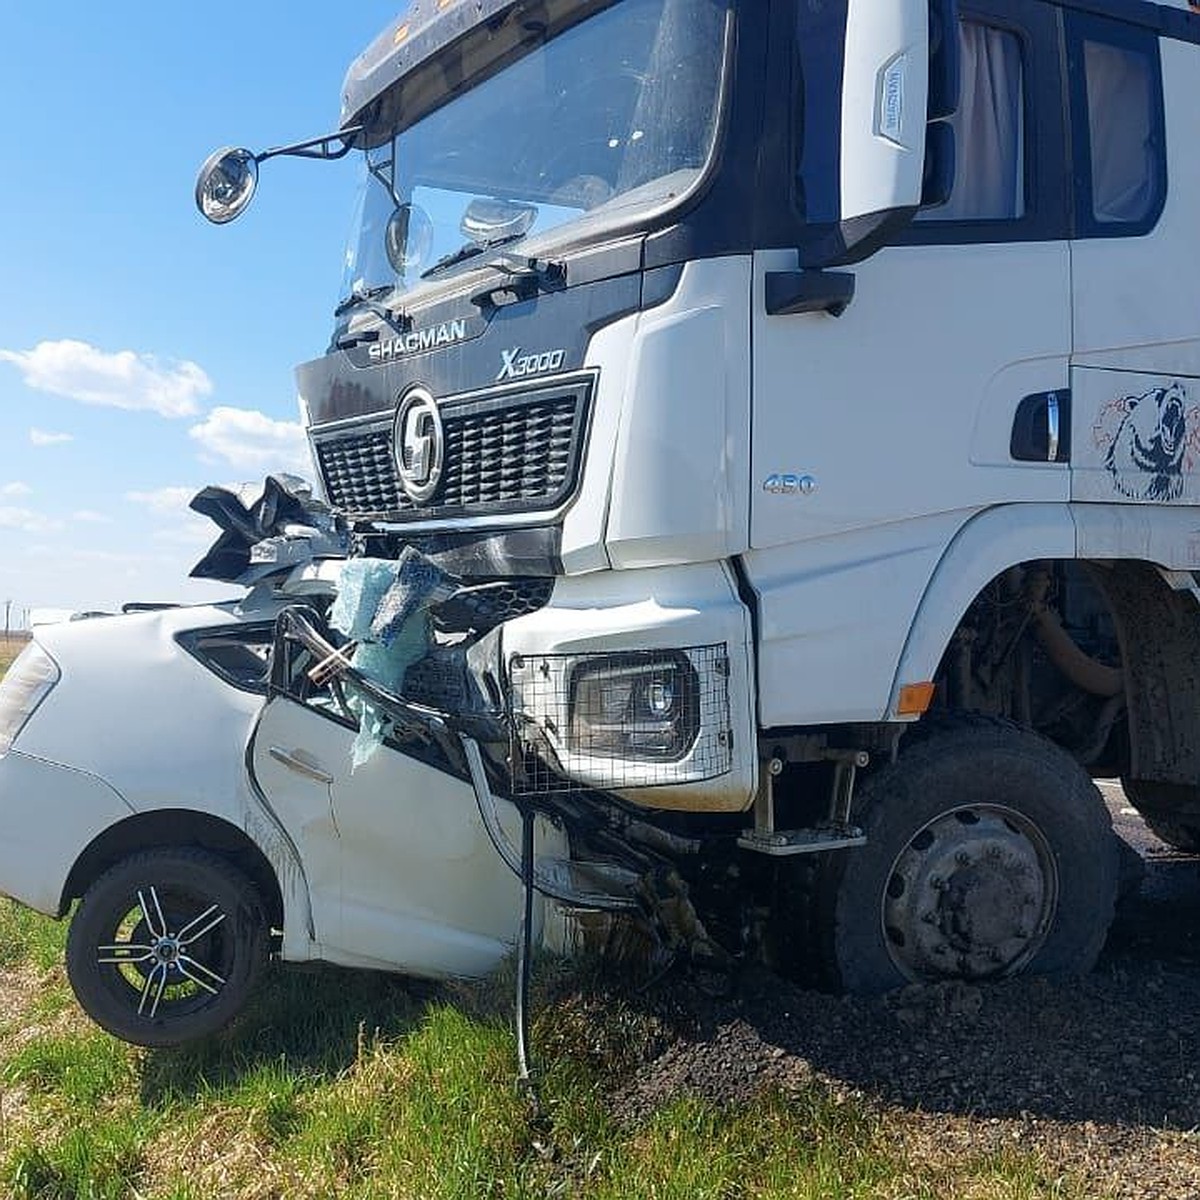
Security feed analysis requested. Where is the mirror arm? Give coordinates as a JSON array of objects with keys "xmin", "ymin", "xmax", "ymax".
[{"xmin": 255, "ymin": 125, "xmax": 364, "ymax": 165}]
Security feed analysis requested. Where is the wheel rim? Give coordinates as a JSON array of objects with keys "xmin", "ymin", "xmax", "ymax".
[
  {"xmin": 95, "ymin": 884, "xmax": 233, "ymax": 1022},
  {"xmin": 880, "ymin": 804, "xmax": 1059, "ymax": 982}
]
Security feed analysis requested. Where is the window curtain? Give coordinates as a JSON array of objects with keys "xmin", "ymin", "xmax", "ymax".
[
  {"xmin": 927, "ymin": 22, "xmax": 1024, "ymax": 221},
  {"xmin": 1085, "ymin": 41, "xmax": 1155, "ymax": 224}
]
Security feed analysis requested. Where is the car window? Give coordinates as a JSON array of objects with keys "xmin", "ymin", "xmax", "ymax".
[{"xmin": 177, "ymin": 625, "xmax": 274, "ymax": 693}]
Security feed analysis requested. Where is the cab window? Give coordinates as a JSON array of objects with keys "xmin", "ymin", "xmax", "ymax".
[
  {"xmin": 922, "ymin": 21, "xmax": 1026, "ymax": 223},
  {"xmin": 1067, "ymin": 14, "xmax": 1165, "ymax": 236}
]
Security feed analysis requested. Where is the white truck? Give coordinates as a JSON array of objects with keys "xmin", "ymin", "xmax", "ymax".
[{"xmin": 3, "ymin": 0, "xmax": 1199, "ymax": 1046}]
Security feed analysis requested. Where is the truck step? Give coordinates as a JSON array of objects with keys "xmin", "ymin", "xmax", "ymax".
[{"xmin": 737, "ymin": 825, "xmax": 866, "ymax": 857}]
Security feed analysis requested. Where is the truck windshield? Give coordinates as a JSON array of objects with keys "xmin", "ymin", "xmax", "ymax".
[{"xmin": 340, "ymin": 0, "xmax": 729, "ymax": 304}]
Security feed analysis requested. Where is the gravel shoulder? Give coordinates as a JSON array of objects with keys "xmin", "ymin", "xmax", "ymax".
[{"xmin": 585, "ymin": 783, "xmax": 1200, "ymax": 1198}]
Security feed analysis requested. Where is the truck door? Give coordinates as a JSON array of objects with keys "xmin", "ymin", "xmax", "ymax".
[
  {"xmin": 747, "ymin": 1, "xmax": 1074, "ymax": 726},
  {"xmin": 1064, "ymin": 12, "xmax": 1200, "ymax": 506}
]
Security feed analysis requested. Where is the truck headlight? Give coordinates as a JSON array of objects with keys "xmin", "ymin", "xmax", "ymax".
[
  {"xmin": 0, "ymin": 643, "xmax": 60, "ymax": 755},
  {"xmin": 568, "ymin": 653, "xmax": 698, "ymax": 761}
]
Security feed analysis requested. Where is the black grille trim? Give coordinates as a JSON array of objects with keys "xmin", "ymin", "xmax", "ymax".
[{"xmin": 312, "ymin": 374, "xmax": 594, "ymax": 524}]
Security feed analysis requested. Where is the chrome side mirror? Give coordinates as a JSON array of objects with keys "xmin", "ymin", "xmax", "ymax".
[
  {"xmin": 195, "ymin": 147, "xmax": 259, "ymax": 224},
  {"xmin": 385, "ymin": 204, "xmax": 435, "ymax": 273},
  {"xmin": 195, "ymin": 127, "xmax": 362, "ymax": 226}
]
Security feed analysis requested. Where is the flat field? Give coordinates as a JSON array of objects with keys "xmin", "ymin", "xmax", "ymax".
[{"xmin": 0, "ymin": 635, "xmax": 28, "ymax": 676}]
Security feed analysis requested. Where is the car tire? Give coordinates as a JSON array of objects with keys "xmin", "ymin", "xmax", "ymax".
[
  {"xmin": 66, "ymin": 848, "xmax": 268, "ymax": 1047},
  {"xmin": 814, "ymin": 715, "xmax": 1119, "ymax": 993}
]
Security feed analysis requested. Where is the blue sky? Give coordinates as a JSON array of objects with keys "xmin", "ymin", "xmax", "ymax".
[{"xmin": 0, "ymin": 4, "xmax": 403, "ymax": 621}]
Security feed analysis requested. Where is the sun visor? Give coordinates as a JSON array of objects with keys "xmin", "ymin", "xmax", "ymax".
[{"xmin": 340, "ymin": 0, "xmax": 613, "ymax": 139}]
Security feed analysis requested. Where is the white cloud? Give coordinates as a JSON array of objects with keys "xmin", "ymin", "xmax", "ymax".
[
  {"xmin": 1, "ymin": 339, "xmax": 212, "ymax": 418},
  {"xmin": 153, "ymin": 523, "xmax": 215, "ymax": 547},
  {"xmin": 189, "ymin": 406, "xmax": 313, "ymax": 477},
  {"xmin": 30, "ymin": 428, "xmax": 74, "ymax": 447},
  {"xmin": 125, "ymin": 486, "xmax": 196, "ymax": 515},
  {"xmin": 1, "ymin": 482, "xmax": 31, "ymax": 497},
  {"xmin": 0, "ymin": 506, "xmax": 63, "ymax": 534},
  {"xmin": 72, "ymin": 510, "xmax": 113, "ymax": 524}
]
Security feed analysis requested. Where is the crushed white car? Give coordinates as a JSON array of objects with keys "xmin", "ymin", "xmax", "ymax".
[{"xmin": 0, "ymin": 589, "xmax": 586, "ymax": 1046}]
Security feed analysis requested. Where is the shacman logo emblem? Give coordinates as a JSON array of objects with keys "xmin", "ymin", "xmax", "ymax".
[{"xmin": 392, "ymin": 387, "xmax": 444, "ymax": 505}]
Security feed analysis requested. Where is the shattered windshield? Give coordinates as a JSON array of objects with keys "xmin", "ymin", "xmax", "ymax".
[{"xmin": 339, "ymin": 0, "xmax": 729, "ymax": 304}]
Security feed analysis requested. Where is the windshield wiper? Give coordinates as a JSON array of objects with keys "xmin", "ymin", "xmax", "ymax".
[
  {"xmin": 333, "ymin": 285, "xmax": 412, "ymax": 349},
  {"xmin": 420, "ymin": 232, "xmax": 527, "ymax": 280},
  {"xmin": 471, "ymin": 252, "xmax": 568, "ymax": 311},
  {"xmin": 334, "ymin": 283, "xmax": 396, "ymax": 318}
]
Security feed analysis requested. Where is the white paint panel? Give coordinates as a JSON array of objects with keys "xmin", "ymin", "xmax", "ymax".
[
  {"xmin": 25, "ymin": 606, "xmax": 265, "ymax": 822},
  {"xmin": 0, "ymin": 751, "xmax": 132, "ymax": 915},
  {"xmin": 607, "ymin": 260, "xmax": 752, "ymax": 567},
  {"xmin": 744, "ymin": 512, "xmax": 968, "ymax": 726},
  {"xmin": 1073, "ymin": 502, "xmax": 1200, "ymax": 568},
  {"xmin": 749, "ymin": 235, "xmax": 1071, "ymax": 727},
  {"xmin": 562, "ymin": 317, "xmax": 632, "ymax": 574},
  {"xmin": 567, "ymin": 258, "xmax": 752, "ymax": 575},
  {"xmin": 751, "ymin": 241, "xmax": 1072, "ymax": 551},
  {"xmin": 888, "ymin": 504, "xmax": 1077, "ymax": 712}
]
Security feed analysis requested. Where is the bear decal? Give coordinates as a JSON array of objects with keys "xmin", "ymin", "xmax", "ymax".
[{"xmin": 1094, "ymin": 382, "xmax": 1197, "ymax": 502}]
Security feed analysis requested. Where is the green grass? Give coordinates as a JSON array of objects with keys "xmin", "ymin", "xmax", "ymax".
[
  {"xmin": 0, "ymin": 901, "xmax": 1119, "ymax": 1200},
  {"xmin": 0, "ymin": 635, "xmax": 30, "ymax": 676}
]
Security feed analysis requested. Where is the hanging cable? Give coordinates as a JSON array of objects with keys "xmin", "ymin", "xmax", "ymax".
[{"xmin": 516, "ymin": 805, "xmax": 538, "ymax": 1099}]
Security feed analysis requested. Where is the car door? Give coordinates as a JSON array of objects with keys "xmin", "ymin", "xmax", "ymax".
[{"xmin": 251, "ymin": 691, "xmax": 534, "ymax": 977}]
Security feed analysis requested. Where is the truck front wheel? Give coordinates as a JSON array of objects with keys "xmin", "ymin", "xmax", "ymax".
[{"xmin": 815, "ymin": 718, "xmax": 1118, "ymax": 993}]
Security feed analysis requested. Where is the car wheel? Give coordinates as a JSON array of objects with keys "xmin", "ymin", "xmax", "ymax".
[
  {"xmin": 66, "ymin": 848, "xmax": 268, "ymax": 1047},
  {"xmin": 815, "ymin": 716, "xmax": 1119, "ymax": 993}
]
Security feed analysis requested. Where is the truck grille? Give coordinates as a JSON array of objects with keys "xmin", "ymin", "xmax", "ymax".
[{"xmin": 312, "ymin": 375, "xmax": 593, "ymax": 524}]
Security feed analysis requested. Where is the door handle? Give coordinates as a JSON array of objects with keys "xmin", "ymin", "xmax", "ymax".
[
  {"xmin": 269, "ymin": 746, "xmax": 334, "ymax": 785},
  {"xmin": 1011, "ymin": 390, "xmax": 1071, "ymax": 463},
  {"xmin": 1046, "ymin": 393, "xmax": 1061, "ymax": 463}
]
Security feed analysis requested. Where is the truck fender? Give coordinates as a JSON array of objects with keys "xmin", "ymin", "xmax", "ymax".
[{"xmin": 886, "ymin": 504, "xmax": 1076, "ymax": 717}]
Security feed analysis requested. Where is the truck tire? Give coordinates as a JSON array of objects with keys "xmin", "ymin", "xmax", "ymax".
[
  {"xmin": 1120, "ymin": 778, "xmax": 1200, "ymax": 852},
  {"xmin": 66, "ymin": 848, "xmax": 268, "ymax": 1048},
  {"xmin": 815, "ymin": 716, "xmax": 1118, "ymax": 993}
]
